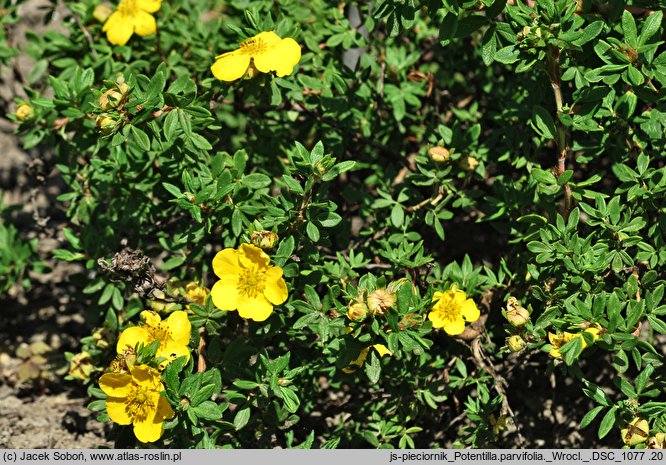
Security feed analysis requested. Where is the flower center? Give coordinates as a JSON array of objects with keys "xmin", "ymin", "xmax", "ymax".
[
  {"xmin": 125, "ymin": 387, "xmax": 155, "ymax": 422},
  {"xmin": 145, "ymin": 324, "xmax": 170, "ymax": 351},
  {"xmin": 237, "ymin": 268, "xmax": 266, "ymax": 298},
  {"xmin": 239, "ymin": 37, "xmax": 267, "ymax": 56},
  {"xmin": 437, "ymin": 301, "xmax": 459, "ymax": 323},
  {"xmin": 117, "ymin": 0, "xmax": 139, "ymax": 15}
]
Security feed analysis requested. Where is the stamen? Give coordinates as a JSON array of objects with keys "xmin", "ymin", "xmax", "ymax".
[
  {"xmin": 125, "ymin": 387, "xmax": 155, "ymax": 422},
  {"xmin": 237, "ymin": 269, "xmax": 266, "ymax": 298},
  {"xmin": 239, "ymin": 37, "xmax": 266, "ymax": 55}
]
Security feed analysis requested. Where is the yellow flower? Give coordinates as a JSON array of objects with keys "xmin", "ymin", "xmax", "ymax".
[
  {"xmin": 342, "ymin": 344, "xmax": 393, "ymax": 374},
  {"xmin": 622, "ymin": 417, "xmax": 650, "ymax": 446},
  {"xmin": 117, "ymin": 310, "xmax": 191, "ymax": 369},
  {"xmin": 428, "ymin": 286, "xmax": 480, "ymax": 336},
  {"xmin": 15, "ymin": 103, "xmax": 33, "ymax": 121},
  {"xmin": 210, "ymin": 243, "xmax": 288, "ymax": 322},
  {"xmin": 547, "ymin": 327, "xmax": 601, "ymax": 359},
  {"xmin": 103, "ymin": 0, "xmax": 161, "ymax": 46},
  {"xmin": 99, "ymin": 364, "xmax": 174, "ymax": 443},
  {"xmin": 185, "ymin": 282, "xmax": 209, "ymax": 306},
  {"xmin": 211, "ymin": 31, "xmax": 301, "ymax": 82}
]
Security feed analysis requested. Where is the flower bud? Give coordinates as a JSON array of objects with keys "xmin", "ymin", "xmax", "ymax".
[
  {"xmin": 622, "ymin": 417, "xmax": 650, "ymax": 446},
  {"xmin": 96, "ymin": 114, "xmax": 116, "ymax": 135},
  {"xmin": 458, "ymin": 156, "xmax": 479, "ymax": 172},
  {"xmin": 15, "ymin": 103, "xmax": 34, "ymax": 121},
  {"xmin": 68, "ymin": 352, "xmax": 94, "ymax": 380},
  {"xmin": 367, "ymin": 289, "xmax": 396, "ymax": 316},
  {"xmin": 99, "ymin": 89, "xmax": 123, "ymax": 110},
  {"xmin": 507, "ymin": 335, "xmax": 526, "ymax": 352},
  {"xmin": 93, "ymin": 4, "xmax": 113, "ymax": 23},
  {"xmin": 185, "ymin": 282, "xmax": 209, "ymax": 306},
  {"xmin": 505, "ymin": 297, "xmax": 530, "ymax": 327},
  {"xmin": 92, "ymin": 327, "xmax": 111, "ymax": 349},
  {"xmin": 428, "ymin": 146, "xmax": 450, "ymax": 163},
  {"xmin": 251, "ymin": 230, "xmax": 279, "ymax": 249},
  {"xmin": 648, "ymin": 432, "xmax": 665, "ymax": 449},
  {"xmin": 346, "ymin": 300, "xmax": 368, "ymax": 321}
]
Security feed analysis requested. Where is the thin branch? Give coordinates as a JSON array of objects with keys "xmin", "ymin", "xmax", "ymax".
[{"xmin": 547, "ymin": 46, "xmax": 573, "ymax": 221}]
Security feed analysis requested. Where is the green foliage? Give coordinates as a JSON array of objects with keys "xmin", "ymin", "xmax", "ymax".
[{"xmin": 3, "ymin": 0, "xmax": 665, "ymax": 449}]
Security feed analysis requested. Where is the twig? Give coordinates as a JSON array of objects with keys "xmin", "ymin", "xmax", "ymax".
[
  {"xmin": 197, "ymin": 326, "xmax": 207, "ymax": 373},
  {"xmin": 73, "ymin": 14, "xmax": 99, "ymax": 61},
  {"xmin": 470, "ymin": 338, "xmax": 526, "ymax": 446},
  {"xmin": 546, "ymin": 46, "xmax": 573, "ymax": 221}
]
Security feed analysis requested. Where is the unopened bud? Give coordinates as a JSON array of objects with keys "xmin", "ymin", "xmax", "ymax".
[
  {"xmin": 507, "ymin": 335, "xmax": 526, "ymax": 352},
  {"xmin": 367, "ymin": 289, "xmax": 396, "ymax": 316},
  {"xmin": 346, "ymin": 300, "xmax": 368, "ymax": 321},
  {"xmin": 621, "ymin": 417, "xmax": 649, "ymax": 446},
  {"xmin": 93, "ymin": 4, "xmax": 113, "ymax": 23},
  {"xmin": 251, "ymin": 230, "xmax": 279, "ymax": 249},
  {"xmin": 68, "ymin": 352, "xmax": 94, "ymax": 380},
  {"xmin": 185, "ymin": 282, "xmax": 209, "ymax": 306},
  {"xmin": 15, "ymin": 103, "xmax": 34, "ymax": 121},
  {"xmin": 648, "ymin": 432, "xmax": 665, "ymax": 449},
  {"xmin": 96, "ymin": 114, "xmax": 116, "ymax": 135},
  {"xmin": 505, "ymin": 297, "xmax": 530, "ymax": 327},
  {"xmin": 458, "ymin": 156, "xmax": 479, "ymax": 172},
  {"xmin": 428, "ymin": 146, "xmax": 450, "ymax": 163}
]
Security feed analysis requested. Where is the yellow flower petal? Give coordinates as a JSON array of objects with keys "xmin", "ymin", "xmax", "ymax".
[
  {"xmin": 236, "ymin": 294, "xmax": 273, "ymax": 322},
  {"xmin": 210, "ymin": 277, "xmax": 240, "ymax": 311},
  {"xmin": 373, "ymin": 344, "xmax": 393, "ymax": 357},
  {"xmin": 549, "ymin": 347, "xmax": 562, "ymax": 359},
  {"xmin": 133, "ymin": 415, "xmax": 164, "ymax": 443},
  {"xmin": 460, "ymin": 298, "xmax": 480, "ymax": 323},
  {"xmin": 132, "ymin": 10, "xmax": 156, "ymax": 37},
  {"xmin": 442, "ymin": 318, "xmax": 466, "ymax": 336},
  {"xmin": 263, "ymin": 267, "xmax": 288, "ymax": 305},
  {"xmin": 117, "ymin": 326, "xmax": 150, "ymax": 354},
  {"xmin": 140, "ymin": 310, "xmax": 161, "ymax": 328},
  {"xmin": 157, "ymin": 343, "xmax": 190, "ymax": 370},
  {"xmin": 253, "ymin": 37, "xmax": 301, "ymax": 75},
  {"xmin": 99, "ymin": 372, "xmax": 132, "ymax": 397},
  {"xmin": 130, "ymin": 364, "xmax": 160, "ymax": 387},
  {"xmin": 164, "ymin": 311, "xmax": 191, "ymax": 346},
  {"xmin": 136, "ymin": 0, "xmax": 161, "ymax": 13},
  {"xmin": 156, "ymin": 395, "xmax": 174, "ymax": 420},
  {"xmin": 238, "ymin": 243, "xmax": 270, "ymax": 269},
  {"xmin": 106, "ymin": 397, "xmax": 133, "ymax": 425},
  {"xmin": 272, "ymin": 38, "xmax": 301, "ymax": 77},
  {"xmin": 211, "ymin": 51, "xmax": 251, "ymax": 82},
  {"xmin": 212, "ymin": 248, "xmax": 241, "ymax": 278},
  {"xmin": 103, "ymin": 12, "xmax": 134, "ymax": 46}
]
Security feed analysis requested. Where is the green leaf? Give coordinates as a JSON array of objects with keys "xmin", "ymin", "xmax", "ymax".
[
  {"xmin": 494, "ymin": 45, "xmax": 519, "ymax": 64},
  {"xmin": 306, "ymin": 222, "xmax": 320, "ymax": 242},
  {"xmin": 622, "ymin": 10, "xmax": 638, "ymax": 47},
  {"xmin": 233, "ymin": 407, "xmax": 251, "ymax": 430},
  {"xmin": 191, "ymin": 401, "xmax": 223, "ymax": 421},
  {"xmin": 391, "ymin": 204, "xmax": 404, "ymax": 227},
  {"xmin": 531, "ymin": 106, "xmax": 557, "ymax": 140},
  {"xmin": 130, "ymin": 126, "xmax": 150, "ymax": 151},
  {"xmin": 639, "ymin": 10, "xmax": 662, "ymax": 46},
  {"xmin": 598, "ymin": 407, "xmax": 617, "ymax": 439},
  {"xmin": 365, "ymin": 351, "xmax": 381, "ymax": 384},
  {"xmin": 531, "ymin": 168, "xmax": 558, "ymax": 185},
  {"xmin": 278, "ymin": 387, "xmax": 300, "ymax": 413},
  {"xmin": 580, "ymin": 405, "xmax": 604, "ymax": 429}
]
